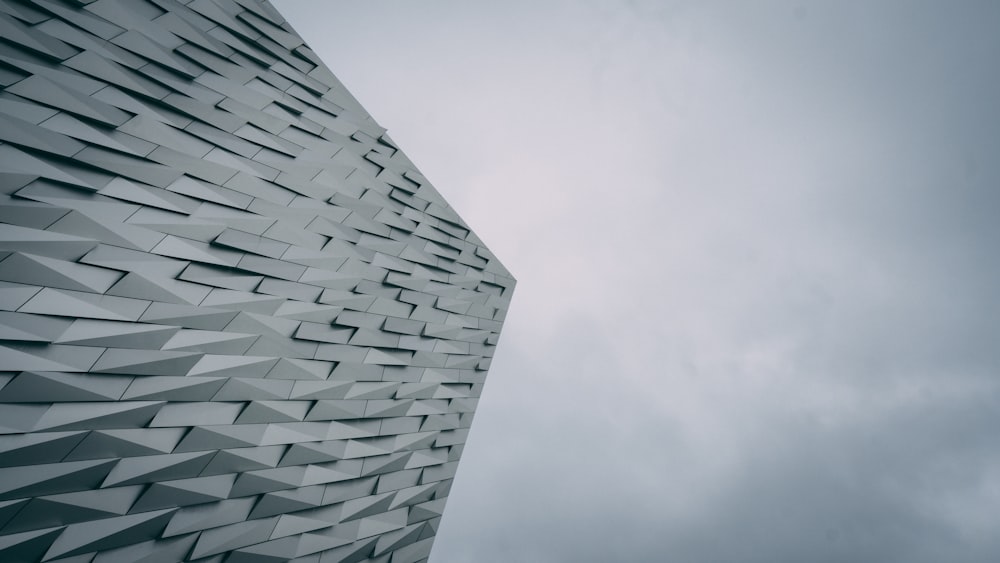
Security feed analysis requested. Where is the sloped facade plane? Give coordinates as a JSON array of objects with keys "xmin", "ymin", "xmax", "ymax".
[{"xmin": 0, "ymin": 1, "xmax": 515, "ymax": 561}]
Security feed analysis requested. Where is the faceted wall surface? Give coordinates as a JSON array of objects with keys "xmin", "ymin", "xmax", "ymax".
[{"xmin": 0, "ymin": 1, "xmax": 514, "ymax": 561}]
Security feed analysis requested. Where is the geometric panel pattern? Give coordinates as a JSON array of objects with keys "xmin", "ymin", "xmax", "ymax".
[{"xmin": 0, "ymin": 1, "xmax": 514, "ymax": 561}]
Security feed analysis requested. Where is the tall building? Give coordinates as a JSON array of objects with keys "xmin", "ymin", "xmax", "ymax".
[{"xmin": 0, "ymin": 1, "xmax": 514, "ymax": 561}]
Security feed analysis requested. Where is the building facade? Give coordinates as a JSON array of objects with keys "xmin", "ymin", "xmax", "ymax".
[{"xmin": 0, "ymin": 1, "xmax": 514, "ymax": 561}]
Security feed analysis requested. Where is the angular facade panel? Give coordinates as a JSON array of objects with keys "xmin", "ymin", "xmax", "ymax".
[{"xmin": 0, "ymin": 1, "xmax": 514, "ymax": 561}]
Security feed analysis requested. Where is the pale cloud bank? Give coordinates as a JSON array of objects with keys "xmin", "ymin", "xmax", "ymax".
[{"xmin": 275, "ymin": 2, "xmax": 1000, "ymax": 561}]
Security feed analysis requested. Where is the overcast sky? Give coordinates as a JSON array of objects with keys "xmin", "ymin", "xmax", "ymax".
[{"xmin": 274, "ymin": 2, "xmax": 1000, "ymax": 561}]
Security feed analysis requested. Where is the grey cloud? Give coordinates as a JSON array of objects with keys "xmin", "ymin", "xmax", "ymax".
[{"xmin": 276, "ymin": 1, "xmax": 1000, "ymax": 561}]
